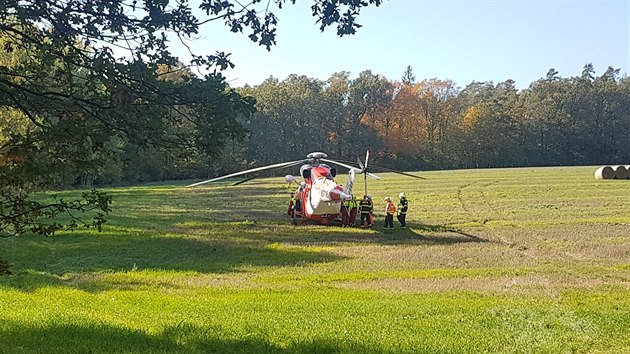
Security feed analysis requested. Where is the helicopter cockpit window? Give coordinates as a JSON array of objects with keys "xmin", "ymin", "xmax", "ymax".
[{"xmin": 301, "ymin": 168, "xmax": 311, "ymax": 179}]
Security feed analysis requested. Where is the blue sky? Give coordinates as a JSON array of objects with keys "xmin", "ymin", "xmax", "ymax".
[{"xmin": 183, "ymin": 0, "xmax": 629, "ymax": 89}]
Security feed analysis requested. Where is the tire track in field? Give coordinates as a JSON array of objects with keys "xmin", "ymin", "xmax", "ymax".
[
  {"xmin": 457, "ymin": 180, "xmax": 518, "ymax": 245},
  {"xmin": 457, "ymin": 181, "xmax": 499, "ymax": 224},
  {"xmin": 457, "ymin": 181, "xmax": 517, "ymax": 225}
]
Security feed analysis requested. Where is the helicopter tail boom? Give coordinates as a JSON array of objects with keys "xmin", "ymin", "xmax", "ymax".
[{"xmin": 342, "ymin": 168, "xmax": 359, "ymax": 198}]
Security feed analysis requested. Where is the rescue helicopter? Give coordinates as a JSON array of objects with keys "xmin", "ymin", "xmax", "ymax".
[{"xmin": 186, "ymin": 151, "xmax": 424, "ymax": 225}]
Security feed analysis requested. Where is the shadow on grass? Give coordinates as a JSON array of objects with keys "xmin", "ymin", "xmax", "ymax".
[
  {"xmin": 412, "ymin": 223, "xmax": 491, "ymax": 243},
  {"xmin": 0, "ymin": 321, "xmax": 395, "ymax": 354},
  {"xmin": 0, "ymin": 231, "xmax": 343, "ymax": 291},
  {"xmin": 2, "ymin": 182, "xmax": 490, "ymax": 291},
  {"xmin": 212, "ymin": 221, "xmax": 491, "ymax": 246},
  {"xmin": 102, "ymin": 183, "xmax": 490, "ymax": 245},
  {"xmin": 106, "ymin": 186, "xmax": 290, "ymax": 228}
]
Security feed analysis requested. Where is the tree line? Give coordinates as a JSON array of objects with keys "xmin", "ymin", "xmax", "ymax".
[
  {"xmin": 196, "ymin": 64, "xmax": 630, "ymax": 178},
  {"xmin": 6, "ymin": 63, "xmax": 627, "ymax": 188}
]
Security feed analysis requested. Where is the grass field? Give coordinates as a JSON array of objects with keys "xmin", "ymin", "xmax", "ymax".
[{"xmin": 1, "ymin": 166, "xmax": 629, "ymax": 353}]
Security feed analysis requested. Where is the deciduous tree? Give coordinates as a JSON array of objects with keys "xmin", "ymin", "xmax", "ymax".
[{"xmin": 0, "ymin": 0, "xmax": 384, "ymax": 245}]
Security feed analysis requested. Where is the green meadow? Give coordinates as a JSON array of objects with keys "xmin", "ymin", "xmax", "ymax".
[{"xmin": 1, "ymin": 166, "xmax": 629, "ymax": 353}]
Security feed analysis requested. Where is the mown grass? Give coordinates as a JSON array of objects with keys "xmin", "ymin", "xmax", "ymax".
[{"xmin": 1, "ymin": 166, "xmax": 629, "ymax": 353}]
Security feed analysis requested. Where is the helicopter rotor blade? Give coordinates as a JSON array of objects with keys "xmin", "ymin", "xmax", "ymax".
[
  {"xmin": 321, "ymin": 159, "xmax": 381, "ymax": 179},
  {"xmin": 231, "ymin": 176, "xmax": 257, "ymax": 186},
  {"xmin": 332, "ymin": 158, "xmax": 425, "ymax": 180},
  {"xmin": 321, "ymin": 158, "xmax": 358, "ymax": 171},
  {"xmin": 321, "ymin": 158, "xmax": 380, "ymax": 180},
  {"xmin": 186, "ymin": 159, "xmax": 308, "ymax": 187},
  {"xmin": 366, "ymin": 172, "xmax": 380, "ymax": 180},
  {"xmin": 363, "ymin": 150, "xmax": 370, "ymax": 196},
  {"xmin": 229, "ymin": 161, "xmax": 307, "ymax": 186},
  {"xmin": 365, "ymin": 165, "xmax": 426, "ymax": 179}
]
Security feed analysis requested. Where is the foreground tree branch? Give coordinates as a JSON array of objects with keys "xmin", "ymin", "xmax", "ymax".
[{"xmin": 0, "ymin": 0, "xmax": 383, "ymax": 268}]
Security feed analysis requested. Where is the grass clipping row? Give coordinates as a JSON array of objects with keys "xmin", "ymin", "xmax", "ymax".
[{"xmin": 595, "ymin": 165, "xmax": 629, "ymax": 179}]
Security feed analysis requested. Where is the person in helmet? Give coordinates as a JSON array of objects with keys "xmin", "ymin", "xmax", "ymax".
[
  {"xmin": 383, "ymin": 196, "xmax": 395, "ymax": 230},
  {"xmin": 359, "ymin": 195, "xmax": 373, "ymax": 228},
  {"xmin": 397, "ymin": 192, "xmax": 408, "ymax": 229},
  {"xmin": 349, "ymin": 195, "xmax": 359, "ymax": 226},
  {"xmin": 367, "ymin": 195, "xmax": 374, "ymax": 226}
]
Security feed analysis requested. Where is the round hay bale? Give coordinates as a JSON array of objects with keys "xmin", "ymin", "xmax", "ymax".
[
  {"xmin": 613, "ymin": 165, "xmax": 629, "ymax": 179},
  {"xmin": 595, "ymin": 166, "xmax": 615, "ymax": 180}
]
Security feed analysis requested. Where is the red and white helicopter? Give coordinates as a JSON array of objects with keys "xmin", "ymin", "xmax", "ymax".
[{"xmin": 187, "ymin": 151, "xmax": 423, "ymax": 225}]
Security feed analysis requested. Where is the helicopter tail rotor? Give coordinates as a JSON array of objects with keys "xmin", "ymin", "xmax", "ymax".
[
  {"xmin": 362, "ymin": 150, "xmax": 370, "ymax": 196},
  {"xmin": 359, "ymin": 150, "xmax": 380, "ymax": 193}
]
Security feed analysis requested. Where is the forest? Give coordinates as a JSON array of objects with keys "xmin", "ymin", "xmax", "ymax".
[
  {"xmin": 3, "ymin": 55, "xmax": 629, "ymax": 186},
  {"xmin": 84, "ymin": 64, "xmax": 630, "ymax": 185}
]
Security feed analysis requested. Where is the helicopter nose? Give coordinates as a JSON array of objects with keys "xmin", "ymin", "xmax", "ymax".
[
  {"xmin": 339, "ymin": 192, "xmax": 352, "ymax": 201},
  {"xmin": 329, "ymin": 189, "xmax": 351, "ymax": 201}
]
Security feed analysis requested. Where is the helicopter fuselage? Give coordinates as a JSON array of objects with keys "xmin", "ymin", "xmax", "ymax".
[
  {"xmin": 187, "ymin": 150, "xmax": 409, "ymax": 226},
  {"xmin": 292, "ymin": 163, "xmax": 353, "ymax": 224}
]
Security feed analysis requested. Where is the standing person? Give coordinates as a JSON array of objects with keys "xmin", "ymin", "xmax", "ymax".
[
  {"xmin": 287, "ymin": 193, "xmax": 296, "ymax": 218},
  {"xmin": 359, "ymin": 195, "xmax": 373, "ymax": 228},
  {"xmin": 293, "ymin": 182, "xmax": 305, "ymax": 217},
  {"xmin": 383, "ymin": 196, "xmax": 395, "ymax": 230},
  {"xmin": 367, "ymin": 195, "xmax": 374, "ymax": 226},
  {"xmin": 341, "ymin": 199, "xmax": 350, "ymax": 227},
  {"xmin": 397, "ymin": 192, "xmax": 408, "ymax": 229},
  {"xmin": 349, "ymin": 196, "xmax": 359, "ymax": 226}
]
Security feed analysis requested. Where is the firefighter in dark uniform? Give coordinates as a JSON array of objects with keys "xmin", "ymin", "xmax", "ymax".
[
  {"xmin": 359, "ymin": 195, "xmax": 373, "ymax": 228},
  {"xmin": 397, "ymin": 192, "xmax": 408, "ymax": 229}
]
